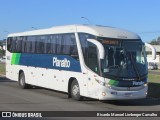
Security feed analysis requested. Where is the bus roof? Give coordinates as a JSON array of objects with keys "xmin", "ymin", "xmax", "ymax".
[{"xmin": 8, "ymin": 24, "xmax": 140, "ymax": 39}]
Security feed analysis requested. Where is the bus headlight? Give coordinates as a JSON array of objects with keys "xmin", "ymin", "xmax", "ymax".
[
  {"xmin": 95, "ymin": 79, "xmax": 111, "ymax": 88},
  {"xmin": 105, "ymin": 83, "xmax": 111, "ymax": 88},
  {"xmin": 95, "ymin": 79, "xmax": 105, "ymax": 86}
]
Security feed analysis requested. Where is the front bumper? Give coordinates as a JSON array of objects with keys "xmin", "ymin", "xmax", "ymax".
[{"xmin": 98, "ymin": 85, "xmax": 148, "ymax": 100}]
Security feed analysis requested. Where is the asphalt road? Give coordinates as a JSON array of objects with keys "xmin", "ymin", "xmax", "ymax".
[{"xmin": 0, "ymin": 77, "xmax": 160, "ymax": 120}]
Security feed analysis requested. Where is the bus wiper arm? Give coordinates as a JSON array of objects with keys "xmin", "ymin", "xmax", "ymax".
[{"xmin": 130, "ymin": 53, "xmax": 141, "ymax": 80}]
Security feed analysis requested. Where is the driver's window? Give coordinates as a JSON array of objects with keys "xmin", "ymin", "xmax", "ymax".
[
  {"xmin": 107, "ymin": 47, "xmax": 114, "ymax": 67},
  {"xmin": 88, "ymin": 42, "xmax": 99, "ymax": 74}
]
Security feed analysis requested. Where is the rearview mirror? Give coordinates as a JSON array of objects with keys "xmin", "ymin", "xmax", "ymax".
[
  {"xmin": 145, "ymin": 42, "xmax": 156, "ymax": 60},
  {"xmin": 87, "ymin": 39, "xmax": 105, "ymax": 59}
]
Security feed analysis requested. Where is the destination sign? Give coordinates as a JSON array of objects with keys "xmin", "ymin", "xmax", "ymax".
[{"xmin": 102, "ymin": 40, "xmax": 119, "ymax": 45}]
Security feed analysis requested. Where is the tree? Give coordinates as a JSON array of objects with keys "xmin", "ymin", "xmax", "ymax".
[
  {"xmin": 149, "ymin": 39, "xmax": 159, "ymax": 45},
  {"xmin": 0, "ymin": 41, "xmax": 2, "ymax": 46},
  {"xmin": 0, "ymin": 40, "xmax": 5, "ymax": 57},
  {"xmin": 0, "ymin": 49, "xmax": 5, "ymax": 58},
  {"xmin": 157, "ymin": 36, "xmax": 160, "ymax": 41}
]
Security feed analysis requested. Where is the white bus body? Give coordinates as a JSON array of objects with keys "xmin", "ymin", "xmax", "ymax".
[{"xmin": 6, "ymin": 25, "xmax": 148, "ymax": 100}]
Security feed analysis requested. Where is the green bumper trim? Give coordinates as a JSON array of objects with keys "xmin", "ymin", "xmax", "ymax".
[{"xmin": 109, "ymin": 79, "xmax": 119, "ymax": 86}]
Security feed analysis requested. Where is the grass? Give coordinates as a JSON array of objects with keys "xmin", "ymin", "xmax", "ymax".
[
  {"xmin": 0, "ymin": 63, "xmax": 160, "ymax": 98},
  {"xmin": 0, "ymin": 63, "xmax": 5, "ymax": 75},
  {"xmin": 148, "ymin": 74, "xmax": 160, "ymax": 83},
  {"xmin": 148, "ymin": 74, "xmax": 160, "ymax": 98}
]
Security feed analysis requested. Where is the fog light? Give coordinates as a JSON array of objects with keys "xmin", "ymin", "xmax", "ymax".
[
  {"xmin": 102, "ymin": 92, "xmax": 106, "ymax": 96},
  {"xmin": 144, "ymin": 83, "xmax": 148, "ymax": 87}
]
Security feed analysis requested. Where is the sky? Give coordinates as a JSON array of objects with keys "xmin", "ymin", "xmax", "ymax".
[{"xmin": 0, "ymin": 0, "xmax": 160, "ymax": 42}]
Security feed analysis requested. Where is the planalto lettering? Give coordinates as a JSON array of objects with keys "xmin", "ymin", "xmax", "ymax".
[
  {"xmin": 53, "ymin": 57, "xmax": 70, "ymax": 68},
  {"xmin": 133, "ymin": 81, "xmax": 144, "ymax": 86}
]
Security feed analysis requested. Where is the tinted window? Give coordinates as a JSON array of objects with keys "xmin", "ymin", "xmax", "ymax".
[
  {"xmin": 78, "ymin": 33, "xmax": 99, "ymax": 74},
  {"xmin": 56, "ymin": 35, "xmax": 62, "ymax": 54},
  {"xmin": 44, "ymin": 35, "xmax": 51, "ymax": 54},
  {"xmin": 25, "ymin": 37, "xmax": 31, "ymax": 53},
  {"xmin": 88, "ymin": 42, "xmax": 99, "ymax": 74},
  {"xmin": 7, "ymin": 37, "xmax": 12, "ymax": 52},
  {"xmin": 11, "ymin": 37, "xmax": 17, "ymax": 52},
  {"xmin": 78, "ymin": 33, "xmax": 95, "ymax": 65},
  {"xmin": 62, "ymin": 34, "xmax": 78, "ymax": 55},
  {"xmin": 21, "ymin": 37, "xmax": 27, "ymax": 52},
  {"xmin": 36, "ymin": 36, "xmax": 45, "ymax": 54},
  {"xmin": 50, "ymin": 35, "xmax": 57, "ymax": 54},
  {"xmin": 29, "ymin": 36, "xmax": 36, "ymax": 53},
  {"xmin": 16, "ymin": 37, "xmax": 22, "ymax": 52},
  {"xmin": 7, "ymin": 33, "xmax": 78, "ymax": 58}
]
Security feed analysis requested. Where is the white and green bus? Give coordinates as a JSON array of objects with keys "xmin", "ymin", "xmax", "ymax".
[{"xmin": 6, "ymin": 25, "xmax": 155, "ymax": 100}]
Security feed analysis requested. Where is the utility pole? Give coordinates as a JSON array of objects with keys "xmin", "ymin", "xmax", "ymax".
[
  {"xmin": 31, "ymin": 27, "xmax": 37, "ymax": 30},
  {"xmin": 81, "ymin": 16, "xmax": 92, "ymax": 25}
]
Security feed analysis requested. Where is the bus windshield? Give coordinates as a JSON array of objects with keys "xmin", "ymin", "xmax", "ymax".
[{"xmin": 102, "ymin": 40, "xmax": 147, "ymax": 80}]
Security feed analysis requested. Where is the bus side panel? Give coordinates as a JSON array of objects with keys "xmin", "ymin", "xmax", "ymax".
[
  {"xmin": 6, "ymin": 52, "xmax": 18, "ymax": 81},
  {"xmin": 61, "ymin": 71, "xmax": 85, "ymax": 93},
  {"xmin": 37, "ymin": 68, "xmax": 62, "ymax": 91}
]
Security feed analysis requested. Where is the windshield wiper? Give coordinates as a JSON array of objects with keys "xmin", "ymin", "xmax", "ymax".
[
  {"xmin": 116, "ymin": 48, "xmax": 126, "ymax": 80},
  {"xmin": 129, "ymin": 52, "xmax": 141, "ymax": 80}
]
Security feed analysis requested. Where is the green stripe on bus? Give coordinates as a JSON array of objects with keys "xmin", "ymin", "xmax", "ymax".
[
  {"xmin": 11, "ymin": 53, "xmax": 21, "ymax": 65},
  {"xmin": 109, "ymin": 79, "xmax": 119, "ymax": 86},
  {"xmin": 15, "ymin": 53, "xmax": 21, "ymax": 64},
  {"xmin": 11, "ymin": 53, "xmax": 16, "ymax": 64}
]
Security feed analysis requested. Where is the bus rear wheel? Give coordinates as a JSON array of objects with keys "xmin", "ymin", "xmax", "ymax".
[
  {"xmin": 71, "ymin": 80, "xmax": 83, "ymax": 101},
  {"xmin": 19, "ymin": 72, "xmax": 30, "ymax": 89}
]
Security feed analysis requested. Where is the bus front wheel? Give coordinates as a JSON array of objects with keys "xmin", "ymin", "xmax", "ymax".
[
  {"xmin": 71, "ymin": 80, "xmax": 83, "ymax": 101},
  {"xmin": 19, "ymin": 72, "xmax": 30, "ymax": 89}
]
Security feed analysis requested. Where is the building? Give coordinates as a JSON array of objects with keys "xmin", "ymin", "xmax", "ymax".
[
  {"xmin": 146, "ymin": 45, "xmax": 160, "ymax": 69},
  {"xmin": 0, "ymin": 39, "xmax": 6, "ymax": 50},
  {"xmin": 0, "ymin": 39, "xmax": 6, "ymax": 58},
  {"xmin": 2, "ymin": 42, "xmax": 6, "ymax": 50}
]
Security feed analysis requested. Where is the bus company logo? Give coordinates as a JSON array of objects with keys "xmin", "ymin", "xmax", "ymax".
[
  {"xmin": 132, "ymin": 81, "xmax": 144, "ymax": 86},
  {"xmin": 53, "ymin": 57, "xmax": 70, "ymax": 68}
]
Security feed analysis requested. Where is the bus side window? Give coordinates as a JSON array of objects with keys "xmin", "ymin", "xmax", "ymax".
[
  {"xmin": 88, "ymin": 42, "xmax": 99, "ymax": 74},
  {"xmin": 44, "ymin": 35, "xmax": 51, "ymax": 54},
  {"xmin": 11, "ymin": 37, "xmax": 17, "ymax": 52},
  {"xmin": 36, "ymin": 36, "xmax": 45, "ymax": 54},
  {"xmin": 40, "ymin": 36, "xmax": 45, "ymax": 54},
  {"xmin": 16, "ymin": 37, "xmax": 22, "ymax": 53},
  {"xmin": 30, "ymin": 36, "xmax": 36, "ymax": 54},
  {"xmin": 56, "ymin": 35, "xmax": 62, "ymax": 54},
  {"xmin": 62, "ymin": 34, "xmax": 78, "ymax": 59},
  {"xmin": 78, "ymin": 34, "xmax": 88, "ymax": 64},
  {"xmin": 78, "ymin": 33, "xmax": 99, "ymax": 74},
  {"xmin": 70, "ymin": 34, "xmax": 78, "ymax": 57},
  {"xmin": 62, "ymin": 34, "xmax": 71, "ymax": 55},
  {"xmin": 22, "ymin": 36, "xmax": 27, "ymax": 53},
  {"xmin": 7, "ymin": 37, "xmax": 12, "ymax": 52},
  {"xmin": 50, "ymin": 35, "xmax": 57, "ymax": 54},
  {"xmin": 25, "ymin": 36, "xmax": 31, "ymax": 53}
]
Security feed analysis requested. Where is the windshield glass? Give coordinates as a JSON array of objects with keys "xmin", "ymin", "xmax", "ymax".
[{"xmin": 102, "ymin": 40, "xmax": 147, "ymax": 80}]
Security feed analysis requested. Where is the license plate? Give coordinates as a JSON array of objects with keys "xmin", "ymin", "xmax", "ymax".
[{"xmin": 125, "ymin": 93, "xmax": 132, "ymax": 97}]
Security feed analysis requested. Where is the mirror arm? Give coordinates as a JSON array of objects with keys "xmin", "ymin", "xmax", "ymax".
[{"xmin": 87, "ymin": 39, "xmax": 105, "ymax": 59}]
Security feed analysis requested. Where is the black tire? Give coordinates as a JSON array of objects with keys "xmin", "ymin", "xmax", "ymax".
[
  {"xmin": 19, "ymin": 72, "xmax": 30, "ymax": 89},
  {"xmin": 71, "ymin": 80, "xmax": 83, "ymax": 101}
]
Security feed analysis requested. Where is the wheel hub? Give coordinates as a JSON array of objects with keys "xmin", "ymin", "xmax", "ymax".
[
  {"xmin": 72, "ymin": 85, "xmax": 79, "ymax": 95},
  {"xmin": 20, "ymin": 77, "xmax": 24, "ymax": 86}
]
